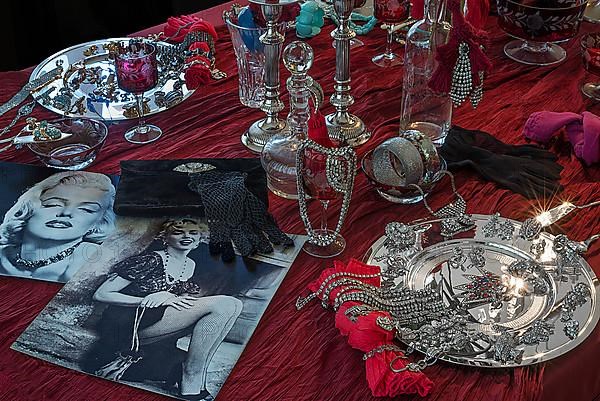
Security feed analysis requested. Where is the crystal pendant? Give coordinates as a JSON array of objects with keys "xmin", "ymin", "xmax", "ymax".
[{"xmin": 261, "ymin": 41, "xmax": 323, "ymax": 199}]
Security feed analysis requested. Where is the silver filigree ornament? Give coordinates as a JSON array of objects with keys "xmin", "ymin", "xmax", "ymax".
[
  {"xmin": 560, "ymin": 283, "xmax": 591, "ymax": 339},
  {"xmin": 530, "ymin": 239, "xmax": 547, "ymax": 260},
  {"xmin": 519, "ymin": 217, "xmax": 543, "ymax": 241},
  {"xmin": 482, "ymin": 213, "xmax": 515, "ymax": 241},
  {"xmin": 505, "ymin": 260, "xmax": 550, "ymax": 296},
  {"xmin": 519, "ymin": 320, "xmax": 555, "ymax": 345},
  {"xmin": 448, "ymin": 247, "xmax": 468, "ymax": 271},
  {"xmin": 412, "ymin": 171, "xmax": 475, "ymax": 238},
  {"xmin": 492, "ymin": 330, "xmax": 523, "ymax": 364},
  {"xmin": 295, "ymin": 139, "xmax": 357, "ymax": 247},
  {"xmin": 553, "ymin": 234, "xmax": 589, "ymax": 278}
]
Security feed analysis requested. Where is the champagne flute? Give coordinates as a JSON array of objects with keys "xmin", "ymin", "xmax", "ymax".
[
  {"xmin": 301, "ymin": 148, "xmax": 346, "ymax": 258},
  {"xmin": 372, "ymin": 0, "xmax": 410, "ymax": 67},
  {"xmin": 115, "ymin": 41, "xmax": 162, "ymax": 144}
]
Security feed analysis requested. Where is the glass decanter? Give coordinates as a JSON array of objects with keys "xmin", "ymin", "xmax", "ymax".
[
  {"xmin": 399, "ymin": 0, "xmax": 452, "ymax": 146},
  {"xmin": 261, "ymin": 41, "xmax": 323, "ymax": 199}
]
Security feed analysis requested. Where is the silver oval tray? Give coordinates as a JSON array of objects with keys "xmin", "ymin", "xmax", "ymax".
[
  {"xmin": 30, "ymin": 37, "xmax": 193, "ymax": 121},
  {"xmin": 364, "ymin": 214, "xmax": 600, "ymax": 368}
]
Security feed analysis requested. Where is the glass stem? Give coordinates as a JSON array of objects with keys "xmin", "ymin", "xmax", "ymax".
[
  {"xmin": 385, "ymin": 25, "xmax": 395, "ymax": 58},
  {"xmin": 136, "ymin": 93, "xmax": 146, "ymax": 128},
  {"xmin": 320, "ymin": 200, "xmax": 329, "ymax": 232}
]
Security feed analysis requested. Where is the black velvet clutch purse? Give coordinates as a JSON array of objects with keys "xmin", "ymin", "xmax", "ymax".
[{"xmin": 114, "ymin": 158, "xmax": 268, "ymax": 217}]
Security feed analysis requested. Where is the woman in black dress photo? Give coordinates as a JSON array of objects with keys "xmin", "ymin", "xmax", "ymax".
[{"xmin": 84, "ymin": 218, "xmax": 243, "ymax": 401}]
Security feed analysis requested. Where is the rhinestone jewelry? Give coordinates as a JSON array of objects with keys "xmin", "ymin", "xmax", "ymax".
[
  {"xmin": 385, "ymin": 222, "xmax": 417, "ymax": 251},
  {"xmin": 553, "ymin": 234, "xmax": 589, "ymax": 278},
  {"xmin": 482, "ymin": 213, "xmax": 515, "ymax": 241},
  {"xmin": 0, "ymin": 62, "xmax": 64, "ymax": 117},
  {"xmin": 518, "ymin": 218, "xmax": 543, "ymax": 241},
  {"xmin": 453, "ymin": 269, "xmax": 505, "ymax": 309},
  {"xmin": 296, "ymin": 139, "xmax": 357, "ymax": 247},
  {"xmin": 363, "ymin": 344, "xmax": 404, "ymax": 361},
  {"xmin": 13, "ymin": 242, "xmax": 83, "ymax": 271},
  {"xmin": 295, "ymin": 270, "xmax": 381, "ymax": 310},
  {"xmin": 505, "ymin": 260, "xmax": 550, "ymax": 296},
  {"xmin": 448, "ymin": 247, "xmax": 467, "ymax": 271},
  {"xmin": 560, "ymin": 283, "xmax": 590, "ymax": 325},
  {"xmin": 530, "ymin": 239, "xmax": 547, "ymax": 260},
  {"xmin": 492, "ymin": 331, "xmax": 523, "ymax": 364},
  {"xmin": 563, "ymin": 320, "xmax": 580, "ymax": 340},
  {"xmin": 412, "ymin": 171, "xmax": 475, "ymax": 238},
  {"xmin": 520, "ymin": 320, "xmax": 555, "ymax": 345},
  {"xmin": 450, "ymin": 42, "xmax": 473, "ymax": 108}
]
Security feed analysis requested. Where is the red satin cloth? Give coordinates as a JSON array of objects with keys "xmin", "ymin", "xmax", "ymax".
[{"xmin": 1, "ymin": 2, "xmax": 600, "ymax": 401}]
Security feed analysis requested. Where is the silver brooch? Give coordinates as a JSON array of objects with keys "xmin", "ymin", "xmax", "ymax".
[
  {"xmin": 482, "ymin": 213, "xmax": 515, "ymax": 241},
  {"xmin": 173, "ymin": 163, "xmax": 217, "ymax": 173}
]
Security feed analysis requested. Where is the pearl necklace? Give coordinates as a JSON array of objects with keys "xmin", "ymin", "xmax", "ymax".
[{"xmin": 163, "ymin": 249, "xmax": 188, "ymax": 285}]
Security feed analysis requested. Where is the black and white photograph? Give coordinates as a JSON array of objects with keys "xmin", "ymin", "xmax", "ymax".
[
  {"xmin": 0, "ymin": 162, "xmax": 118, "ymax": 283},
  {"xmin": 11, "ymin": 216, "xmax": 302, "ymax": 401}
]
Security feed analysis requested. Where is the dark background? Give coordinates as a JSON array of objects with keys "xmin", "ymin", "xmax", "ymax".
[{"xmin": 1, "ymin": 0, "xmax": 225, "ymax": 71}]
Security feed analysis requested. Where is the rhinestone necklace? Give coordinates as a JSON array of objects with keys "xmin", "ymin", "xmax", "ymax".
[
  {"xmin": 13, "ymin": 241, "xmax": 83, "ymax": 270},
  {"xmin": 163, "ymin": 249, "xmax": 189, "ymax": 285}
]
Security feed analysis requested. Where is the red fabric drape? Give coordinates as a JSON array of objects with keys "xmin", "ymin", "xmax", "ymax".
[{"xmin": 0, "ymin": 2, "xmax": 599, "ymax": 401}]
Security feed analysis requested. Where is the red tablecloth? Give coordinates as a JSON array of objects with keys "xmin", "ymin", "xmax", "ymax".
[{"xmin": 1, "ymin": 3, "xmax": 599, "ymax": 401}]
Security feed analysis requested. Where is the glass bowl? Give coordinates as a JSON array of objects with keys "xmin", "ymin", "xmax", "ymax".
[
  {"xmin": 26, "ymin": 118, "xmax": 108, "ymax": 170},
  {"xmin": 362, "ymin": 148, "xmax": 447, "ymax": 204},
  {"xmin": 497, "ymin": 0, "xmax": 587, "ymax": 66}
]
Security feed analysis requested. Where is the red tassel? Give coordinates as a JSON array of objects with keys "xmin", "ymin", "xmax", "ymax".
[
  {"xmin": 366, "ymin": 350, "xmax": 434, "ymax": 397},
  {"xmin": 466, "ymin": 0, "xmax": 490, "ymax": 30},
  {"xmin": 335, "ymin": 304, "xmax": 394, "ymax": 351},
  {"xmin": 308, "ymin": 111, "xmax": 335, "ymax": 148}
]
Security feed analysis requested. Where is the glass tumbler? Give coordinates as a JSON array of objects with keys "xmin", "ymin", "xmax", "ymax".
[{"xmin": 224, "ymin": 7, "xmax": 287, "ymax": 108}]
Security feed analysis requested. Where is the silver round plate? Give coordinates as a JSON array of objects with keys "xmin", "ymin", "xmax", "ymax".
[
  {"xmin": 30, "ymin": 37, "xmax": 193, "ymax": 121},
  {"xmin": 364, "ymin": 214, "xmax": 600, "ymax": 368}
]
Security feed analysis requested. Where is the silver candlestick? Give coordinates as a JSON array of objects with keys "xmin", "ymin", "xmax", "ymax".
[
  {"xmin": 243, "ymin": 0, "xmax": 298, "ymax": 153},
  {"xmin": 326, "ymin": 0, "xmax": 370, "ymax": 147}
]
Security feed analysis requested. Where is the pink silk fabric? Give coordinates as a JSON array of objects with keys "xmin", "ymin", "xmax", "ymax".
[{"xmin": 0, "ymin": 2, "xmax": 600, "ymax": 401}]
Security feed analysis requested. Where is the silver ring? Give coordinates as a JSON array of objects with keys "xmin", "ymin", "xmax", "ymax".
[
  {"xmin": 372, "ymin": 137, "xmax": 424, "ymax": 186},
  {"xmin": 400, "ymin": 129, "xmax": 441, "ymax": 174}
]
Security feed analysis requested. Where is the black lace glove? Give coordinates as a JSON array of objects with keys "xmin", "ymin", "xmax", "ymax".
[
  {"xmin": 441, "ymin": 127, "xmax": 563, "ymax": 199},
  {"xmin": 188, "ymin": 170, "xmax": 292, "ymax": 262},
  {"xmin": 188, "ymin": 171, "xmax": 246, "ymax": 262}
]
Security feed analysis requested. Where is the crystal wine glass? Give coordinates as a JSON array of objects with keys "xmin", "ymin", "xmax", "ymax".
[
  {"xmin": 114, "ymin": 41, "xmax": 162, "ymax": 144},
  {"xmin": 581, "ymin": 33, "xmax": 600, "ymax": 100},
  {"xmin": 297, "ymin": 141, "xmax": 356, "ymax": 259},
  {"xmin": 497, "ymin": 0, "xmax": 587, "ymax": 66},
  {"xmin": 372, "ymin": 0, "xmax": 410, "ymax": 67}
]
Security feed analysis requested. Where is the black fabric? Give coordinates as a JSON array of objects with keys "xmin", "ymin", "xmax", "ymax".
[
  {"xmin": 113, "ymin": 158, "xmax": 268, "ymax": 217},
  {"xmin": 440, "ymin": 126, "xmax": 564, "ymax": 199}
]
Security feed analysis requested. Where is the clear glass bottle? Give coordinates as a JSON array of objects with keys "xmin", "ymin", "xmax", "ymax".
[
  {"xmin": 261, "ymin": 41, "xmax": 323, "ymax": 199},
  {"xmin": 399, "ymin": 0, "xmax": 452, "ymax": 146}
]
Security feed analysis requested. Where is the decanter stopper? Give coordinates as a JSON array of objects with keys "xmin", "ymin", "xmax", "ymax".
[{"xmin": 283, "ymin": 41, "xmax": 323, "ymax": 136}]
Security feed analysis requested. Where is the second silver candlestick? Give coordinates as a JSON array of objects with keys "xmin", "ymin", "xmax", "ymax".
[{"xmin": 326, "ymin": 0, "xmax": 370, "ymax": 147}]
